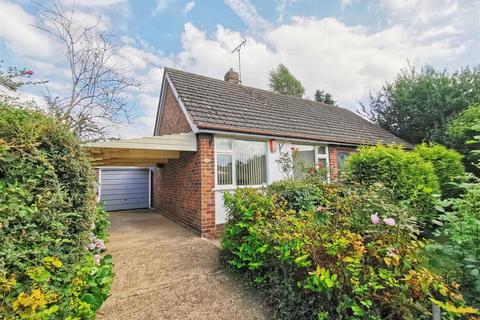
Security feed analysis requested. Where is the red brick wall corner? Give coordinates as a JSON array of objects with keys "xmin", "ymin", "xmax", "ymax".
[{"xmin": 151, "ymin": 134, "xmax": 219, "ymax": 238}]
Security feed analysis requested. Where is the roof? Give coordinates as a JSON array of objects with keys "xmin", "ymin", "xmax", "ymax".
[
  {"xmin": 165, "ymin": 68, "xmax": 408, "ymax": 146},
  {"xmin": 84, "ymin": 133, "xmax": 196, "ymax": 167}
]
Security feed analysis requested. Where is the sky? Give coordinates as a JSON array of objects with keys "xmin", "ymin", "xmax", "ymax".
[{"xmin": 0, "ymin": 0, "xmax": 479, "ymax": 138}]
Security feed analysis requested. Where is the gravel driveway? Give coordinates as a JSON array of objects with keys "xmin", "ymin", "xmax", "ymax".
[{"xmin": 97, "ymin": 210, "xmax": 267, "ymax": 320}]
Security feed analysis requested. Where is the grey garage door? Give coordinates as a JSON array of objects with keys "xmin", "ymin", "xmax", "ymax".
[{"xmin": 100, "ymin": 169, "xmax": 150, "ymax": 211}]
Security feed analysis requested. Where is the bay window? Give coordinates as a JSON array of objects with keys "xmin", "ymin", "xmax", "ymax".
[{"xmin": 215, "ymin": 137, "xmax": 267, "ymax": 187}]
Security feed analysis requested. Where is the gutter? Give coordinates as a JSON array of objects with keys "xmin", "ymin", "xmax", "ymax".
[{"xmin": 196, "ymin": 125, "xmax": 407, "ymax": 148}]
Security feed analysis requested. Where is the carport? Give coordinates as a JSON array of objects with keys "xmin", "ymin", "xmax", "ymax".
[{"xmin": 84, "ymin": 133, "xmax": 197, "ymax": 211}]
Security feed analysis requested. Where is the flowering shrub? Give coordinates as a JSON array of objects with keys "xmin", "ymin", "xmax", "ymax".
[
  {"xmin": 0, "ymin": 105, "xmax": 112, "ymax": 319},
  {"xmin": 221, "ymin": 182, "xmax": 478, "ymax": 319},
  {"xmin": 343, "ymin": 145, "xmax": 441, "ymax": 230}
]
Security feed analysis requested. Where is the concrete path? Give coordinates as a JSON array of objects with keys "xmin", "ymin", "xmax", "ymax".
[{"xmin": 97, "ymin": 210, "xmax": 268, "ymax": 320}]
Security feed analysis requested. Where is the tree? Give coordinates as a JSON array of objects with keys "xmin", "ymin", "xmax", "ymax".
[
  {"xmin": 268, "ymin": 64, "xmax": 305, "ymax": 97},
  {"xmin": 446, "ymin": 104, "xmax": 480, "ymax": 175},
  {"xmin": 361, "ymin": 64, "xmax": 480, "ymax": 145},
  {"xmin": 314, "ymin": 89, "xmax": 336, "ymax": 105},
  {"xmin": 34, "ymin": 1, "xmax": 140, "ymax": 141}
]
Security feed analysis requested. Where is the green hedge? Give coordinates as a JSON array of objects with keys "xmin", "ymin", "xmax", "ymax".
[
  {"xmin": 0, "ymin": 105, "xmax": 112, "ymax": 319},
  {"xmin": 221, "ymin": 182, "xmax": 478, "ymax": 319},
  {"xmin": 343, "ymin": 145, "xmax": 440, "ymax": 229},
  {"xmin": 446, "ymin": 104, "xmax": 480, "ymax": 175},
  {"xmin": 414, "ymin": 143, "xmax": 465, "ymax": 198}
]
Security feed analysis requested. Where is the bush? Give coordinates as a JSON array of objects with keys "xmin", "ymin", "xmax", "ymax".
[
  {"xmin": 343, "ymin": 145, "xmax": 440, "ymax": 229},
  {"xmin": 221, "ymin": 182, "xmax": 478, "ymax": 319},
  {"xmin": 426, "ymin": 181, "xmax": 480, "ymax": 308},
  {"xmin": 0, "ymin": 105, "xmax": 112, "ymax": 319},
  {"xmin": 447, "ymin": 104, "xmax": 480, "ymax": 175},
  {"xmin": 414, "ymin": 143, "xmax": 465, "ymax": 198}
]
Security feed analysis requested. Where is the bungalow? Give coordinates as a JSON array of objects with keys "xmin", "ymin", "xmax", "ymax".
[{"xmin": 86, "ymin": 67, "xmax": 407, "ymax": 238}]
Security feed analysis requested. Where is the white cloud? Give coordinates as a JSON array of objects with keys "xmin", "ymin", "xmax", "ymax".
[
  {"xmin": 0, "ymin": 0, "xmax": 56, "ymax": 59},
  {"xmin": 275, "ymin": 0, "xmax": 298, "ymax": 21},
  {"xmin": 183, "ymin": 1, "xmax": 195, "ymax": 14},
  {"xmin": 224, "ymin": 0, "xmax": 270, "ymax": 31},
  {"xmin": 153, "ymin": 0, "xmax": 173, "ymax": 14}
]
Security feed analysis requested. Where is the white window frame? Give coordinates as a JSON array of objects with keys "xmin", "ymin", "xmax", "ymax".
[
  {"xmin": 316, "ymin": 145, "xmax": 330, "ymax": 182},
  {"xmin": 292, "ymin": 144, "xmax": 330, "ymax": 182},
  {"xmin": 214, "ymin": 136, "xmax": 268, "ymax": 190}
]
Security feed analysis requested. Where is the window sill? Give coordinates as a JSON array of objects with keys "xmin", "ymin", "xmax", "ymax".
[{"xmin": 212, "ymin": 184, "xmax": 267, "ymax": 192}]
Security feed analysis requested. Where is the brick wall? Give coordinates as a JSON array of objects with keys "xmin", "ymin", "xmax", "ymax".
[
  {"xmin": 328, "ymin": 145, "xmax": 357, "ymax": 181},
  {"xmin": 156, "ymin": 84, "xmax": 192, "ymax": 135},
  {"xmin": 151, "ymin": 134, "xmax": 219, "ymax": 238}
]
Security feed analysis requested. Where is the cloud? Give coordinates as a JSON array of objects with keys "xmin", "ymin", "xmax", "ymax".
[
  {"xmin": 183, "ymin": 1, "xmax": 195, "ymax": 14},
  {"xmin": 0, "ymin": 0, "xmax": 56, "ymax": 59},
  {"xmin": 153, "ymin": 0, "xmax": 173, "ymax": 14},
  {"xmin": 224, "ymin": 0, "xmax": 270, "ymax": 31},
  {"xmin": 275, "ymin": 0, "xmax": 299, "ymax": 21}
]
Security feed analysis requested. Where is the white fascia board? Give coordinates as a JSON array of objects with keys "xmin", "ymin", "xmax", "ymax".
[
  {"xmin": 199, "ymin": 129, "xmax": 359, "ymax": 147},
  {"xmin": 165, "ymin": 72, "xmax": 199, "ymax": 134}
]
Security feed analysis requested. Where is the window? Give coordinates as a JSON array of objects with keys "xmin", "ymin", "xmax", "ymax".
[
  {"xmin": 337, "ymin": 152, "xmax": 349, "ymax": 178},
  {"xmin": 293, "ymin": 145, "xmax": 315, "ymax": 179},
  {"xmin": 215, "ymin": 137, "xmax": 267, "ymax": 187},
  {"xmin": 292, "ymin": 144, "xmax": 329, "ymax": 181}
]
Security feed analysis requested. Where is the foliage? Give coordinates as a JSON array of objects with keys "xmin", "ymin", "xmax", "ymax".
[
  {"xmin": 0, "ymin": 63, "xmax": 46, "ymax": 108},
  {"xmin": 268, "ymin": 64, "xmax": 305, "ymax": 97},
  {"xmin": 426, "ymin": 181, "xmax": 480, "ymax": 308},
  {"xmin": 314, "ymin": 89, "xmax": 337, "ymax": 105},
  {"xmin": 0, "ymin": 104, "xmax": 112, "ymax": 319},
  {"xmin": 221, "ymin": 183, "xmax": 478, "ymax": 319},
  {"xmin": 362, "ymin": 64, "xmax": 480, "ymax": 145},
  {"xmin": 414, "ymin": 143, "xmax": 465, "ymax": 198},
  {"xmin": 343, "ymin": 145, "xmax": 440, "ymax": 229},
  {"xmin": 446, "ymin": 104, "xmax": 480, "ymax": 175}
]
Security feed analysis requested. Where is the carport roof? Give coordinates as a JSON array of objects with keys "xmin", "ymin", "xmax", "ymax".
[{"xmin": 84, "ymin": 132, "xmax": 197, "ymax": 167}]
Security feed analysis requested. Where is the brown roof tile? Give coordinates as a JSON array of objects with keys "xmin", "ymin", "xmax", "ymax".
[{"xmin": 165, "ymin": 68, "xmax": 409, "ymax": 146}]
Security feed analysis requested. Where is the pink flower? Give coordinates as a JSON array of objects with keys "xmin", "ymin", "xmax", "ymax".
[
  {"xmin": 23, "ymin": 69, "xmax": 33, "ymax": 76},
  {"xmin": 371, "ymin": 213, "xmax": 380, "ymax": 225},
  {"xmin": 93, "ymin": 254, "xmax": 101, "ymax": 265},
  {"xmin": 95, "ymin": 239, "xmax": 106, "ymax": 250},
  {"xmin": 383, "ymin": 218, "xmax": 396, "ymax": 226},
  {"xmin": 86, "ymin": 243, "xmax": 96, "ymax": 251},
  {"xmin": 316, "ymin": 205, "xmax": 325, "ymax": 212}
]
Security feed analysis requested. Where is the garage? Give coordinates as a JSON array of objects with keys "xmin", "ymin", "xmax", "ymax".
[
  {"xmin": 84, "ymin": 133, "xmax": 197, "ymax": 212},
  {"xmin": 99, "ymin": 168, "xmax": 151, "ymax": 211}
]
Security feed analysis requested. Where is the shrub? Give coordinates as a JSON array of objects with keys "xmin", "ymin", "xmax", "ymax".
[
  {"xmin": 446, "ymin": 104, "xmax": 480, "ymax": 175},
  {"xmin": 343, "ymin": 145, "xmax": 440, "ymax": 229},
  {"xmin": 0, "ymin": 105, "xmax": 112, "ymax": 319},
  {"xmin": 221, "ymin": 182, "xmax": 478, "ymax": 319},
  {"xmin": 426, "ymin": 181, "xmax": 480, "ymax": 308},
  {"xmin": 414, "ymin": 143, "xmax": 465, "ymax": 198}
]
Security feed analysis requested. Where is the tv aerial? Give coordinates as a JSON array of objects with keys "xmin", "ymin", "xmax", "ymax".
[{"xmin": 231, "ymin": 38, "xmax": 246, "ymax": 83}]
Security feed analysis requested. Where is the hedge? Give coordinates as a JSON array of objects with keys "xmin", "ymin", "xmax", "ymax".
[
  {"xmin": 221, "ymin": 182, "xmax": 478, "ymax": 319},
  {"xmin": 343, "ymin": 145, "xmax": 440, "ymax": 229},
  {"xmin": 0, "ymin": 105, "xmax": 112, "ymax": 319}
]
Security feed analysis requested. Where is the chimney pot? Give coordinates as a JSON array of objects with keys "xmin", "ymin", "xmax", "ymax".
[{"xmin": 224, "ymin": 68, "xmax": 240, "ymax": 84}]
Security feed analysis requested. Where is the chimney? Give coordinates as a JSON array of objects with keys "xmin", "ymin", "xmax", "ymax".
[{"xmin": 224, "ymin": 68, "xmax": 240, "ymax": 84}]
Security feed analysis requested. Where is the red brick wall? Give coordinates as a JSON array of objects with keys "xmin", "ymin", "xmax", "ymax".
[
  {"xmin": 329, "ymin": 145, "xmax": 357, "ymax": 181},
  {"xmin": 151, "ymin": 134, "xmax": 219, "ymax": 238},
  {"xmin": 156, "ymin": 84, "xmax": 192, "ymax": 136}
]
